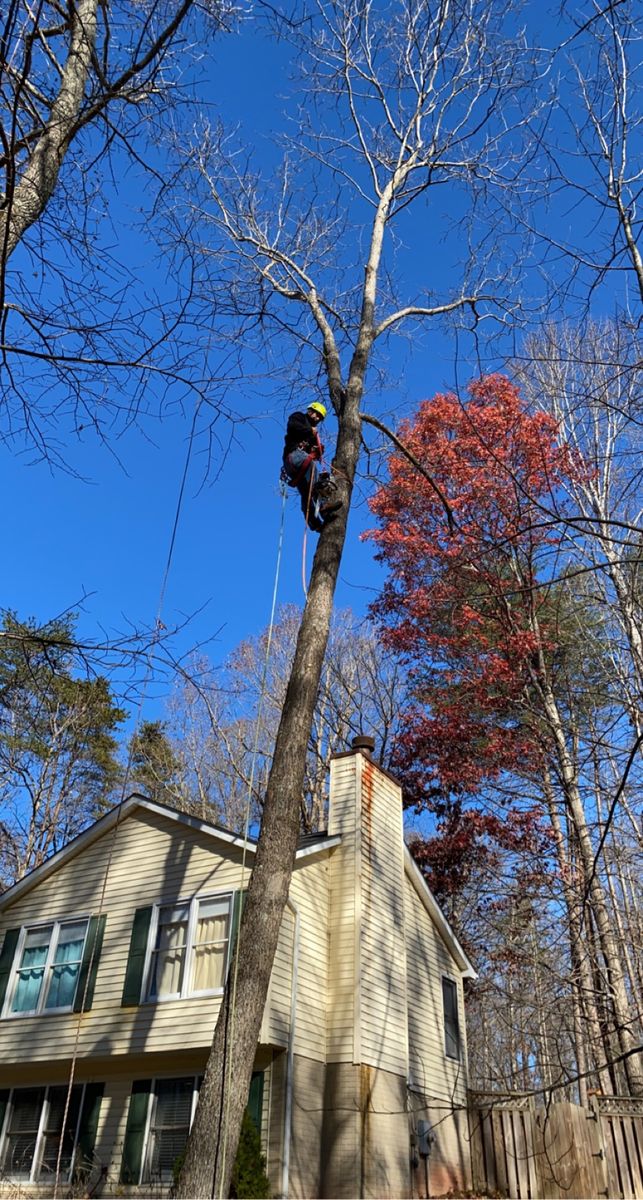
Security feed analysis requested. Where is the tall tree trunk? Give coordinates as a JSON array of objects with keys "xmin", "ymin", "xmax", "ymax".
[
  {"xmin": 176, "ymin": 159, "xmax": 400, "ymax": 1199},
  {"xmin": 542, "ymin": 768, "xmax": 608, "ymax": 1098},
  {"xmin": 176, "ymin": 414, "xmax": 360, "ymax": 1196},
  {"xmin": 538, "ymin": 680, "xmax": 643, "ymax": 1094}
]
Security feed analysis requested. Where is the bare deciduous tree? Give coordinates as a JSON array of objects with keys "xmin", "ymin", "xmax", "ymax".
[
  {"xmin": 1, "ymin": 0, "xmax": 230, "ymax": 455},
  {"xmin": 175, "ymin": 0, "xmax": 546, "ymax": 1191},
  {"xmin": 159, "ymin": 609, "xmax": 407, "ymax": 831}
]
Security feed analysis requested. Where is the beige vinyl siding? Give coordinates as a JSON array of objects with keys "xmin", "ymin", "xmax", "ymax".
[
  {"xmin": 289, "ymin": 858, "xmax": 329, "ymax": 1060},
  {"xmin": 261, "ymin": 905, "xmax": 293, "ymax": 1049},
  {"xmin": 320, "ymin": 1063, "xmax": 410, "ymax": 1200},
  {"xmin": 264, "ymin": 1052, "xmax": 286, "ymax": 1196},
  {"xmin": 0, "ymin": 808, "xmax": 319, "ymax": 1066},
  {"xmin": 359, "ymin": 758, "xmax": 408, "ymax": 1077},
  {"xmin": 288, "ymin": 1054, "xmax": 325, "ymax": 1198},
  {"xmin": 327, "ymin": 755, "xmax": 360, "ymax": 1063},
  {"xmin": 405, "ymin": 876, "xmax": 468, "ymax": 1106},
  {"xmin": 409, "ymin": 1094, "xmax": 471, "ymax": 1196}
]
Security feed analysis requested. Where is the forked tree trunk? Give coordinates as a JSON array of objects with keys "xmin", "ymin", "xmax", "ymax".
[
  {"xmin": 1, "ymin": 0, "xmax": 99, "ymax": 264},
  {"xmin": 177, "ymin": 154, "xmax": 397, "ymax": 1198}
]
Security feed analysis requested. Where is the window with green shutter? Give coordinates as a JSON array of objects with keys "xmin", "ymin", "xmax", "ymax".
[
  {"xmin": 1, "ymin": 920, "xmax": 96, "ymax": 1017},
  {"xmin": 73, "ymin": 916, "xmax": 106, "ymax": 1013},
  {"xmin": 125, "ymin": 890, "xmax": 246, "ymax": 1006},
  {"xmin": 247, "ymin": 1071, "xmax": 264, "ymax": 1133},
  {"xmin": 0, "ymin": 931, "xmax": 20, "ymax": 1013},
  {"xmin": 75, "ymin": 1082, "xmax": 105, "ymax": 1178},
  {"xmin": 120, "ymin": 1080, "xmax": 152, "ymax": 1184},
  {"xmin": 0, "ymin": 916, "xmax": 106, "ymax": 1018},
  {"xmin": 121, "ymin": 907, "xmax": 153, "ymax": 1006},
  {"xmin": 0, "ymin": 1083, "xmax": 104, "ymax": 1183}
]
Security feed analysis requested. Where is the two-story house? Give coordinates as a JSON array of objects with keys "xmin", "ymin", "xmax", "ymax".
[{"xmin": 0, "ymin": 736, "xmax": 475, "ymax": 1198}]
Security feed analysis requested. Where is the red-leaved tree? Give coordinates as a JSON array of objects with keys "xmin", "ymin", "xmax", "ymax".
[
  {"xmin": 367, "ymin": 375, "xmax": 643, "ymax": 1097},
  {"xmin": 367, "ymin": 374, "xmax": 574, "ymax": 799}
]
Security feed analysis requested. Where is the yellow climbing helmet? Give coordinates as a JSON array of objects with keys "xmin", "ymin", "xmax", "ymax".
[{"xmin": 308, "ymin": 401, "xmax": 327, "ymax": 419}]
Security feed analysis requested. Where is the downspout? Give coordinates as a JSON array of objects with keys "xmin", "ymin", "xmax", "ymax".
[{"xmin": 282, "ymin": 898, "xmax": 300, "ymax": 1200}]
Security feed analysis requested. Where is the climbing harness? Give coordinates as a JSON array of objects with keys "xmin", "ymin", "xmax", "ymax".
[{"xmin": 282, "ymin": 449, "xmax": 318, "ymax": 490}]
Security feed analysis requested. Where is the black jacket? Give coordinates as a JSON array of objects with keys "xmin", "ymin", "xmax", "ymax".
[{"xmin": 283, "ymin": 411, "xmax": 323, "ymax": 457}]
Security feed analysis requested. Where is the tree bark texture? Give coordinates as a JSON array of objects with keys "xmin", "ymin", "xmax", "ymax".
[{"xmin": 1, "ymin": 0, "xmax": 99, "ymax": 264}]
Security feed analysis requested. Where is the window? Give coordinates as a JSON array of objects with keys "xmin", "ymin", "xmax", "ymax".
[
  {"xmin": 442, "ymin": 977, "xmax": 460, "ymax": 1061},
  {"xmin": 0, "ymin": 1084, "xmax": 98, "ymax": 1183},
  {"xmin": 145, "ymin": 893, "xmax": 232, "ymax": 1001},
  {"xmin": 122, "ymin": 1071, "xmax": 264, "ymax": 1185},
  {"xmin": 6, "ymin": 920, "xmax": 89, "ymax": 1016},
  {"xmin": 145, "ymin": 1077, "xmax": 199, "ymax": 1184}
]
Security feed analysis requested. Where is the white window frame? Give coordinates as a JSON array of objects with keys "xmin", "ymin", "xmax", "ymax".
[
  {"xmin": 142, "ymin": 891, "xmax": 234, "ymax": 1003},
  {"xmin": 2, "ymin": 917, "xmax": 90, "ymax": 1018},
  {"xmin": 0, "ymin": 1082, "xmax": 87, "ymax": 1183},
  {"xmin": 139, "ymin": 1076, "xmax": 201, "ymax": 1186},
  {"xmin": 441, "ymin": 975, "xmax": 461, "ymax": 1062}
]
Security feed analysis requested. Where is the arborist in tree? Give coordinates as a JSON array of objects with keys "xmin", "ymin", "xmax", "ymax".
[{"xmin": 282, "ymin": 401, "xmax": 342, "ymax": 532}]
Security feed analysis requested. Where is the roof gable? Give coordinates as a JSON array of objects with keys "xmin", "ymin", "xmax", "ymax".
[{"xmin": 0, "ymin": 796, "xmax": 339, "ymax": 913}]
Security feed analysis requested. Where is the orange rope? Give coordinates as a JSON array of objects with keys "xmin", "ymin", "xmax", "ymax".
[{"xmin": 301, "ymin": 468, "xmax": 316, "ymax": 598}]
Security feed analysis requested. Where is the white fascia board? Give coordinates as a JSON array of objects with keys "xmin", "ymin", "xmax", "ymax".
[
  {"xmin": 294, "ymin": 835, "xmax": 341, "ymax": 861},
  {"xmin": 404, "ymin": 846, "xmax": 477, "ymax": 979}
]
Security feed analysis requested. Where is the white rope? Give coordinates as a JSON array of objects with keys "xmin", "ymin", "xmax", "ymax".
[{"xmin": 216, "ymin": 482, "xmax": 288, "ymax": 1198}]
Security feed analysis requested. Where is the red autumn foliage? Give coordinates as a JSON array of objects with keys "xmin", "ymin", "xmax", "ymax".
[
  {"xmin": 366, "ymin": 374, "xmax": 578, "ymax": 807},
  {"xmin": 408, "ymin": 806, "xmax": 551, "ymax": 909}
]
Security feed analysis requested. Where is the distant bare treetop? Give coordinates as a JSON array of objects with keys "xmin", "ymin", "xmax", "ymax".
[{"xmin": 0, "ymin": 0, "xmax": 233, "ymax": 458}]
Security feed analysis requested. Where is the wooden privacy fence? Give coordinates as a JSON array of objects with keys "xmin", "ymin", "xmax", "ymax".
[{"xmin": 468, "ymin": 1090, "xmax": 643, "ymax": 1199}]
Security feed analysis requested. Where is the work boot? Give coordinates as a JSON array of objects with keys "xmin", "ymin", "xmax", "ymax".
[
  {"xmin": 319, "ymin": 498, "xmax": 342, "ymax": 519},
  {"xmin": 314, "ymin": 472, "xmax": 338, "ymax": 501}
]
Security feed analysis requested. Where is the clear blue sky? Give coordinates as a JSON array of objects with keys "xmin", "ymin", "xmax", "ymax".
[{"xmin": 2, "ymin": 5, "xmax": 634, "ymax": 719}]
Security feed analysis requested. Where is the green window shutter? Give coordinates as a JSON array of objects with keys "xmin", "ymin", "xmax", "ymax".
[
  {"xmin": 75, "ymin": 1082, "xmax": 105, "ymax": 1175},
  {"xmin": 121, "ymin": 907, "xmax": 152, "ymax": 1007},
  {"xmin": 0, "ymin": 1089, "xmax": 9, "ymax": 1138},
  {"xmin": 229, "ymin": 889, "xmax": 247, "ymax": 961},
  {"xmin": 247, "ymin": 1071, "xmax": 264, "ymax": 1133},
  {"xmin": 73, "ymin": 916, "xmax": 107, "ymax": 1013},
  {"xmin": 0, "ymin": 929, "xmax": 20, "ymax": 1012},
  {"xmin": 120, "ymin": 1080, "xmax": 151, "ymax": 1184}
]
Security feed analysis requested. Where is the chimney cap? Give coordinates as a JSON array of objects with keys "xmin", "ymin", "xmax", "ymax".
[{"xmin": 351, "ymin": 734, "xmax": 375, "ymax": 754}]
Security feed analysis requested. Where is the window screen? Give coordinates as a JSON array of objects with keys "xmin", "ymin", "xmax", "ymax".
[
  {"xmin": 146, "ymin": 1078, "xmax": 194, "ymax": 1182},
  {"xmin": 442, "ymin": 977, "xmax": 460, "ymax": 1060}
]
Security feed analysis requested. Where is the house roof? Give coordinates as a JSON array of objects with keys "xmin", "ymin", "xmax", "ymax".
[
  {"xmin": 0, "ymin": 793, "xmax": 475, "ymax": 980},
  {"xmin": 403, "ymin": 846, "xmax": 477, "ymax": 979},
  {"xmin": 0, "ymin": 794, "xmax": 341, "ymax": 913}
]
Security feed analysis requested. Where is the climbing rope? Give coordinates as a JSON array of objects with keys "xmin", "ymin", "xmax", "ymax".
[
  {"xmin": 53, "ymin": 403, "xmax": 202, "ymax": 1198},
  {"xmin": 216, "ymin": 480, "xmax": 287, "ymax": 1198}
]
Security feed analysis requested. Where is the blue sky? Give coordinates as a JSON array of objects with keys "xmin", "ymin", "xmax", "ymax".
[{"xmin": 2, "ymin": 3, "xmax": 638, "ymax": 722}]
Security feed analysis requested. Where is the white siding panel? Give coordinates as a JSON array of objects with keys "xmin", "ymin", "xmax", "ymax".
[{"xmin": 326, "ymin": 756, "xmax": 360, "ymax": 1064}]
